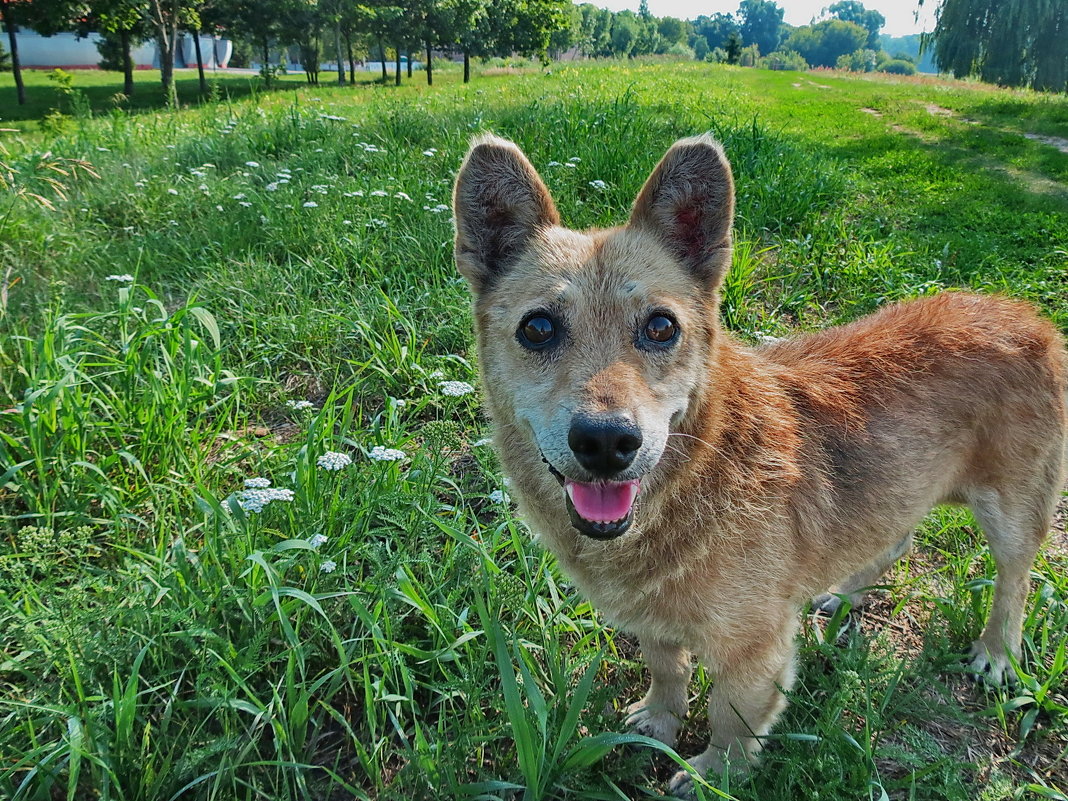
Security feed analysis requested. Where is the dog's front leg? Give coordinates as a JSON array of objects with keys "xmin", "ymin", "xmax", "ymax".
[
  {"xmin": 668, "ymin": 618, "xmax": 798, "ymax": 798},
  {"xmin": 624, "ymin": 637, "xmax": 691, "ymax": 748}
]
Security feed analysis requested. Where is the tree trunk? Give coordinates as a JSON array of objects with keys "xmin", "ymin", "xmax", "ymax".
[
  {"xmin": 149, "ymin": 0, "xmax": 179, "ymax": 106},
  {"xmin": 334, "ymin": 21, "xmax": 344, "ymax": 84},
  {"xmin": 192, "ymin": 28, "xmax": 207, "ymax": 94},
  {"xmin": 463, "ymin": 49, "xmax": 470, "ymax": 83},
  {"xmin": 1, "ymin": 0, "xmax": 26, "ymax": 105},
  {"xmin": 426, "ymin": 42, "xmax": 432, "ymax": 85},
  {"xmin": 394, "ymin": 44, "xmax": 401, "ymax": 86},
  {"xmin": 262, "ymin": 36, "xmax": 272, "ymax": 88},
  {"xmin": 346, "ymin": 34, "xmax": 355, "ymax": 84},
  {"xmin": 406, "ymin": 49, "xmax": 412, "ymax": 78},
  {"xmin": 121, "ymin": 27, "xmax": 135, "ymax": 96},
  {"xmin": 378, "ymin": 38, "xmax": 387, "ymax": 83}
]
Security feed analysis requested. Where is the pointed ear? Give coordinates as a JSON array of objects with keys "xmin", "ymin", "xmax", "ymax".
[
  {"xmin": 628, "ymin": 135, "xmax": 734, "ymax": 291},
  {"xmin": 452, "ymin": 134, "xmax": 560, "ymax": 293}
]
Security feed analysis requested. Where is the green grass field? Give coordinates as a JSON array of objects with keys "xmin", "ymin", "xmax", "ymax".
[{"xmin": 1, "ymin": 61, "xmax": 1066, "ymax": 801}]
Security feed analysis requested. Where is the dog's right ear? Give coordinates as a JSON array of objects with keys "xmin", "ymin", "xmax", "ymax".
[{"xmin": 452, "ymin": 134, "xmax": 559, "ymax": 293}]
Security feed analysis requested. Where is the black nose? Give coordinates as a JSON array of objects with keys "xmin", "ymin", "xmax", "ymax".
[{"xmin": 568, "ymin": 413, "xmax": 643, "ymax": 476}]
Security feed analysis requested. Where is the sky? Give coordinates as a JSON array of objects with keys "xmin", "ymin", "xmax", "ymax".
[{"xmin": 593, "ymin": 0, "xmax": 938, "ymax": 37}]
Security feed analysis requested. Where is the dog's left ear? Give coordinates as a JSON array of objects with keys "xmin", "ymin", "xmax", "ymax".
[
  {"xmin": 453, "ymin": 134, "xmax": 560, "ymax": 293},
  {"xmin": 628, "ymin": 135, "xmax": 734, "ymax": 291}
]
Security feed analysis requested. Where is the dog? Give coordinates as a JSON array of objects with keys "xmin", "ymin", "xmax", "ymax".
[{"xmin": 452, "ymin": 133, "xmax": 1068, "ymax": 796}]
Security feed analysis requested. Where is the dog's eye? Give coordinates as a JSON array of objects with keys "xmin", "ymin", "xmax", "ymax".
[
  {"xmin": 518, "ymin": 315, "xmax": 556, "ymax": 348},
  {"xmin": 644, "ymin": 315, "xmax": 678, "ymax": 345}
]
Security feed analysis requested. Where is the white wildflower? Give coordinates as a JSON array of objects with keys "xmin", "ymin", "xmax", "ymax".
[
  {"xmin": 394, "ymin": 191, "xmax": 412, "ymax": 201},
  {"xmin": 422, "ymin": 149, "xmax": 437, "ymax": 157},
  {"xmin": 366, "ymin": 218, "xmax": 388, "ymax": 228},
  {"xmin": 568, "ymin": 156, "xmax": 581, "ymax": 162},
  {"xmin": 320, "ymin": 560, "xmax": 337, "ymax": 573},
  {"xmin": 233, "ymin": 193, "xmax": 247, "ymax": 200},
  {"xmin": 589, "ymin": 180, "xmax": 608, "ymax": 191},
  {"xmin": 244, "ymin": 477, "xmax": 272, "ymax": 489},
  {"xmin": 564, "ymin": 162, "xmax": 577, "ymax": 168},
  {"xmin": 427, "ymin": 370, "xmax": 444, "ymax": 379},
  {"xmin": 167, "ymin": 188, "xmax": 179, "ymax": 195},
  {"xmin": 368, "ymin": 445, "xmax": 407, "ymax": 462},
  {"xmin": 473, "ymin": 437, "xmax": 493, "ymax": 447},
  {"xmin": 96, "ymin": 146, "xmax": 110, "ymax": 152},
  {"xmin": 239, "ymin": 201, "xmax": 252, "ymax": 207},
  {"xmin": 106, "ymin": 274, "xmax": 135, "ymax": 282},
  {"xmin": 343, "ymin": 219, "xmax": 352, "ymax": 225},
  {"xmin": 236, "ymin": 486, "xmax": 295, "ymax": 513},
  {"xmin": 303, "ymin": 201, "xmax": 319, "ymax": 208},
  {"xmin": 344, "ymin": 190, "xmax": 364, "ymax": 197},
  {"xmin": 546, "ymin": 160, "xmax": 562, "ymax": 167},
  {"xmin": 439, "ymin": 381, "xmax": 475, "ymax": 397},
  {"xmin": 370, "ymin": 189, "xmax": 388, "ymax": 197},
  {"xmin": 309, "ymin": 533, "xmax": 328, "ymax": 548},
  {"xmin": 199, "ymin": 184, "xmax": 209, "ymax": 192},
  {"xmin": 265, "ymin": 182, "xmax": 279, "ymax": 192},
  {"xmin": 489, "ymin": 489, "xmax": 510, "ymax": 504},
  {"xmin": 245, "ymin": 161, "xmax": 261, "ymax": 167},
  {"xmin": 286, "ymin": 399, "xmax": 315, "ymax": 410},
  {"xmin": 317, "ymin": 451, "xmax": 353, "ymax": 471},
  {"xmin": 216, "ymin": 205, "xmax": 224, "ymax": 212}
]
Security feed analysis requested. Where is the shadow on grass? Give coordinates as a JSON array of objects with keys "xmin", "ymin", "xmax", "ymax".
[{"xmin": 0, "ymin": 68, "xmax": 389, "ymax": 130}]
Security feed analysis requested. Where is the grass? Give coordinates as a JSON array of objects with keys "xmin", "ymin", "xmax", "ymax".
[{"xmin": 0, "ymin": 61, "xmax": 1066, "ymax": 800}]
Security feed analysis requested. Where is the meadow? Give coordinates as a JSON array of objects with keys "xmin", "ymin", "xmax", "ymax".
[{"xmin": 0, "ymin": 61, "xmax": 1067, "ymax": 800}]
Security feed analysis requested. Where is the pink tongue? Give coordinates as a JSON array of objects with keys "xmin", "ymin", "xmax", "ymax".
[{"xmin": 566, "ymin": 480, "xmax": 640, "ymax": 523}]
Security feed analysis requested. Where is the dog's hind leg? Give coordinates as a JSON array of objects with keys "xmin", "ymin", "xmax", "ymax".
[
  {"xmin": 966, "ymin": 482, "xmax": 1055, "ymax": 684},
  {"xmin": 625, "ymin": 638, "xmax": 691, "ymax": 748},
  {"xmin": 812, "ymin": 533, "xmax": 914, "ymax": 615}
]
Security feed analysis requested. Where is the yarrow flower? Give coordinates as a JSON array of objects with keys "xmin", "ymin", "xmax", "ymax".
[
  {"xmin": 286, "ymin": 399, "xmax": 315, "ymax": 411},
  {"xmin": 422, "ymin": 148, "xmax": 437, "ymax": 156},
  {"xmin": 317, "ymin": 451, "xmax": 353, "ymax": 471},
  {"xmin": 547, "ymin": 160, "xmax": 562, "ymax": 167},
  {"xmin": 245, "ymin": 161, "xmax": 261, "ymax": 168},
  {"xmin": 489, "ymin": 489, "xmax": 510, "ymax": 504},
  {"xmin": 320, "ymin": 560, "xmax": 337, "ymax": 573},
  {"xmin": 439, "ymin": 381, "xmax": 475, "ymax": 397},
  {"xmin": 106, "ymin": 274, "xmax": 135, "ymax": 282},
  {"xmin": 309, "ymin": 533, "xmax": 328, "ymax": 548},
  {"xmin": 368, "ymin": 445, "xmax": 406, "ymax": 462},
  {"xmin": 236, "ymin": 486, "xmax": 295, "ymax": 513},
  {"xmin": 303, "ymin": 201, "xmax": 319, "ymax": 208},
  {"xmin": 244, "ymin": 477, "xmax": 272, "ymax": 489},
  {"xmin": 589, "ymin": 180, "xmax": 608, "ymax": 191},
  {"xmin": 473, "ymin": 437, "xmax": 493, "ymax": 447}
]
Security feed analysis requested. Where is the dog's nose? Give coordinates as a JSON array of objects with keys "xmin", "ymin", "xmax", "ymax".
[{"xmin": 568, "ymin": 414, "xmax": 643, "ymax": 476}]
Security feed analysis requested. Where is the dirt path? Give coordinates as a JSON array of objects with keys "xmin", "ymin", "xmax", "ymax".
[{"xmin": 858, "ymin": 102, "xmax": 1068, "ymax": 198}]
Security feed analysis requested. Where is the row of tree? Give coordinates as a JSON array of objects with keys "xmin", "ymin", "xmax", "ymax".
[
  {"xmin": 1, "ymin": 0, "xmax": 571, "ymax": 105},
  {"xmin": 3, "ymin": 0, "xmax": 1066, "ymax": 106}
]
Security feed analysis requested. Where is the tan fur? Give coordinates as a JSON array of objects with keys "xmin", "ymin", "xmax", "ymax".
[{"xmin": 453, "ymin": 134, "xmax": 1068, "ymax": 796}]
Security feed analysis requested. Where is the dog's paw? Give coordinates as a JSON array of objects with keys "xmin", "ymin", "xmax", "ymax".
[
  {"xmin": 811, "ymin": 592, "xmax": 843, "ymax": 615},
  {"xmin": 966, "ymin": 641, "xmax": 1016, "ymax": 685},
  {"xmin": 667, "ymin": 768, "xmax": 698, "ymax": 800},
  {"xmin": 624, "ymin": 701, "xmax": 683, "ymax": 748}
]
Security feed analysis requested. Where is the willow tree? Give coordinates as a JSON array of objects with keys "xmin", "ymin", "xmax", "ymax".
[{"xmin": 923, "ymin": 0, "xmax": 1067, "ymax": 92}]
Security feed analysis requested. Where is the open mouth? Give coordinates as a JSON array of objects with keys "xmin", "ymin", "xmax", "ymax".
[{"xmin": 543, "ymin": 457, "xmax": 640, "ymax": 540}]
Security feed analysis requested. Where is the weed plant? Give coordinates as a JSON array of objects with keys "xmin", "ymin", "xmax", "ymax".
[{"xmin": 0, "ymin": 62, "xmax": 1066, "ymax": 800}]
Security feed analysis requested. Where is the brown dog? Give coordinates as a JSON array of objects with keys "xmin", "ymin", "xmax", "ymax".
[{"xmin": 452, "ymin": 133, "xmax": 1067, "ymax": 796}]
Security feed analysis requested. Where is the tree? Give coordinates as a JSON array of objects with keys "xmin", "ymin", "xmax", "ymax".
[
  {"xmin": 1, "ymin": 0, "xmax": 27, "ymax": 104},
  {"xmin": 610, "ymin": 9, "xmax": 639, "ymax": 57},
  {"xmin": 737, "ymin": 0, "xmax": 782, "ymax": 57},
  {"xmin": 785, "ymin": 19, "xmax": 867, "ymax": 68},
  {"xmin": 922, "ymin": 0, "xmax": 1068, "ymax": 92},
  {"xmin": 826, "ymin": 0, "xmax": 884, "ymax": 49},
  {"xmin": 692, "ymin": 12, "xmax": 737, "ymax": 53},
  {"xmin": 658, "ymin": 16, "xmax": 687, "ymax": 46}
]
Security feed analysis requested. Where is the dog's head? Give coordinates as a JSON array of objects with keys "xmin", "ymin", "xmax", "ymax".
[{"xmin": 453, "ymin": 134, "xmax": 734, "ymax": 540}]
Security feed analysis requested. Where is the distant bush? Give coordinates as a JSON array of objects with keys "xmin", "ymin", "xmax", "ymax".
[
  {"xmin": 0, "ymin": 38, "xmax": 9, "ymax": 72},
  {"xmin": 879, "ymin": 58, "xmax": 916, "ymax": 75},
  {"xmin": 738, "ymin": 43, "xmax": 759, "ymax": 66},
  {"xmin": 667, "ymin": 41, "xmax": 695, "ymax": 60},
  {"xmin": 693, "ymin": 37, "xmax": 709, "ymax": 60},
  {"xmin": 759, "ymin": 50, "xmax": 808, "ymax": 71},
  {"xmin": 836, "ymin": 48, "xmax": 879, "ymax": 72},
  {"xmin": 707, "ymin": 46, "xmax": 728, "ymax": 63}
]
